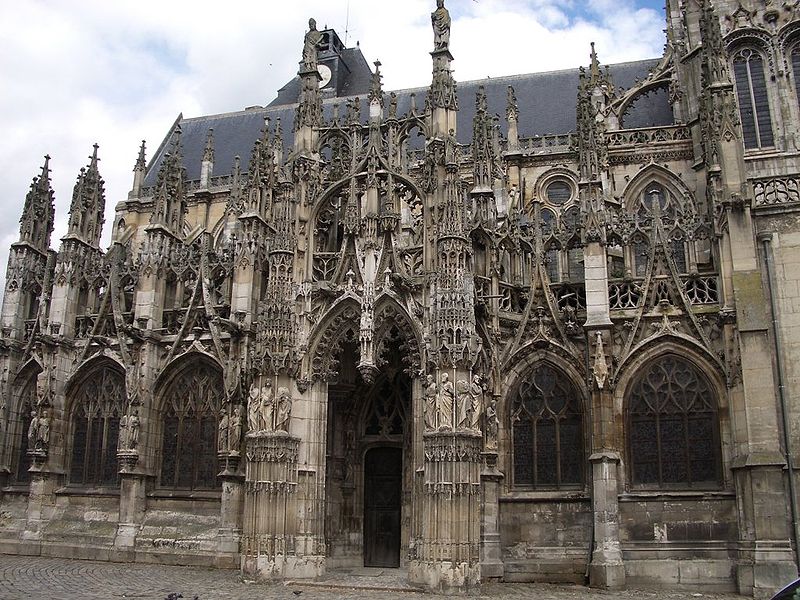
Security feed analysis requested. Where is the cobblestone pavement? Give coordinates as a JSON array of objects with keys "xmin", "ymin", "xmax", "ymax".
[{"xmin": 0, "ymin": 555, "xmax": 750, "ymax": 600}]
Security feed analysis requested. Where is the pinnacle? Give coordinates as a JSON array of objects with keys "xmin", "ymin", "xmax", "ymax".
[{"xmin": 135, "ymin": 139, "xmax": 147, "ymax": 170}]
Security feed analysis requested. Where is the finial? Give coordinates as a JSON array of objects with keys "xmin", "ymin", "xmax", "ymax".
[
  {"xmin": 135, "ymin": 140, "xmax": 146, "ymax": 170},
  {"xmin": 40, "ymin": 155, "xmax": 51, "ymax": 181},
  {"xmin": 369, "ymin": 60, "xmax": 384, "ymax": 107},
  {"xmin": 203, "ymin": 128, "xmax": 214, "ymax": 162},
  {"xmin": 590, "ymin": 42, "xmax": 601, "ymax": 82},
  {"xmin": 476, "ymin": 85, "xmax": 487, "ymax": 114},
  {"xmin": 90, "ymin": 143, "xmax": 99, "ymax": 166}
]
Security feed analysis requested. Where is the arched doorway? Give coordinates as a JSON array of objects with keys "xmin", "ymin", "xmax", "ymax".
[{"xmin": 324, "ymin": 326, "xmax": 413, "ymax": 569}]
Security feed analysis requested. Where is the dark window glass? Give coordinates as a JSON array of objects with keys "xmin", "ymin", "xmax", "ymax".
[
  {"xmin": 733, "ymin": 49, "xmax": 774, "ymax": 149},
  {"xmin": 628, "ymin": 355, "xmax": 721, "ymax": 488},
  {"xmin": 159, "ymin": 364, "xmax": 223, "ymax": 490},
  {"xmin": 512, "ymin": 365, "xmax": 584, "ymax": 488},
  {"xmin": 546, "ymin": 181, "xmax": 572, "ymax": 205},
  {"xmin": 793, "ymin": 47, "xmax": 800, "ymax": 110},
  {"xmin": 69, "ymin": 366, "xmax": 125, "ymax": 486}
]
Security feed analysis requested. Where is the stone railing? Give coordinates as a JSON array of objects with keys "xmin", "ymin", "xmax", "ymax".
[
  {"xmin": 514, "ymin": 133, "xmax": 576, "ymax": 155},
  {"xmin": 752, "ymin": 174, "xmax": 800, "ymax": 208},
  {"xmin": 608, "ymin": 275, "xmax": 719, "ymax": 310},
  {"xmin": 606, "ymin": 125, "xmax": 690, "ymax": 148}
]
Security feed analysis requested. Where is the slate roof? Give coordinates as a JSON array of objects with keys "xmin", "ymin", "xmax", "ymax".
[{"xmin": 143, "ymin": 58, "xmax": 672, "ymax": 187}]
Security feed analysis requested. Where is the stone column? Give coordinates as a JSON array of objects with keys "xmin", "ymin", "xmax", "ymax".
[
  {"xmin": 217, "ymin": 453, "xmax": 244, "ymax": 568},
  {"xmin": 480, "ymin": 451, "xmax": 503, "ymax": 580},
  {"xmin": 588, "ymin": 450, "xmax": 625, "ymax": 588},
  {"xmin": 114, "ymin": 455, "xmax": 145, "ymax": 557},
  {"xmin": 409, "ymin": 430, "xmax": 482, "ymax": 592},
  {"xmin": 242, "ymin": 431, "xmax": 307, "ymax": 579}
]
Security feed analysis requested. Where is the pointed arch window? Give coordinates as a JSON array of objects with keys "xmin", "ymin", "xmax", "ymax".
[
  {"xmin": 627, "ymin": 355, "xmax": 721, "ymax": 488},
  {"xmin": 159, "ymin": 364, "xmax": 223, "ymax": 490},
  {"xmin": 69, "ymin": 366, "xmax": 126, "ymax": 486},
  {"xmin": 512, "ymin": 365, "xmax": 584, "ymax": 488},
  {"xmin": 10, "ymin": 375, "xmax": 39, "ymax": 483},
  {"xmin": 732, "ymin": 48, "xmax": 774, "ymax": 149}
]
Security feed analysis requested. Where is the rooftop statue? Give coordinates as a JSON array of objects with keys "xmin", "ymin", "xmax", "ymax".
[
  {"xmin": 431, "ymin": 0, "xmax": 451, "ymax": 50},
  {"xmin": 302, "ymin": 17, "xmax": 323, "ymax": 70}
]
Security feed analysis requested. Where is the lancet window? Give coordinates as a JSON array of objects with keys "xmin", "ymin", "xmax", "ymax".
[
  {"xmin": 511, "ymin": 365, "xmax": 584, "ymax": 489},
  {"xmin": 627, "ymin": 355, "xmax": 721, "ymax": 488},
  {"xmin": 159, "ymin": 363, "xmax": 223, "ymax": 490},
  {"xmin": 68, "ymin": 365, "xmax": 126, "ymax": 486},
  {"xmin": 10, "ymin": 375, "xmax": 38, "ymax": 483},
  {"xmin": 732, "ymin": 48, "xmax": 774, "ymax": 149},
  {"xmin": 535, "ymin": 178, "xmax": 582, "ymax": 285}
]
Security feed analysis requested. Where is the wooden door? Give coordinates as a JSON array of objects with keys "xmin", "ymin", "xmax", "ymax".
[{"xmin": 363, "ymin": 446, "xmax": 402, "ymax": 567}]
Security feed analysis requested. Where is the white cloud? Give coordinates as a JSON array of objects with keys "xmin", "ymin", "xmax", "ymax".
[{"xmin": 0, "ymin": 0, "xmax": 665, "ymax": 291}]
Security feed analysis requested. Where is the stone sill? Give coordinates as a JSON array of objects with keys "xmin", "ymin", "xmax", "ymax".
[
  {"xmin": 55, "ymin": 486, "xmax": 121, "ymax": 498},
  {"xmin": 1, "ymin": 484, "xmax": 31, "ymax": 494},
  {"xmin": 619, "ymin": 490, "xmax": 735, "ymax": 502},
  {"xmin": 500, "ymin": 491, "xmax": 589, "ymax": 503},
  {"xmin": 147, "ymin": 490, "xmax": 222, "ymax": 501}
]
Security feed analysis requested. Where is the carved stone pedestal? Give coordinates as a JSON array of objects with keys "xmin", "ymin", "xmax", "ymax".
[
  {"xmin": 409, "ymin": 430, "xmax": 482, "ymax": 594},
  {"xmin": 241, "ymin": 431, "xmax": 321, "ymax": 580}
]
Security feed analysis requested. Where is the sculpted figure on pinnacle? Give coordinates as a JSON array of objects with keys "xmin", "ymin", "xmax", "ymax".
[{"xmin": 431, "ymin": 0, "xmax": 451, "ymax": 50}]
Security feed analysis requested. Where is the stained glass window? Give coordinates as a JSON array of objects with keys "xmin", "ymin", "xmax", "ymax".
[
  {"xmin": 512, "ymin": 365, "xmax": 584, "ymax": 488},
  {"xmin": 628, "ymin": 355, "xmax": 721, "ymax": 487},
  {"xmin": 733, "ymin": 48, "xmax": 774, "ymax": 149},
  {"xmin": 159, "ymin": 364, "xmax": 223, "ymax": 490},
  {"xmin": 69, "ymin": 366, "xmax": 126, "ymax": 486}
]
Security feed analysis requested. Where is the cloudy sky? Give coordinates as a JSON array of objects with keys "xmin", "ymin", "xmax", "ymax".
[{"xmin": 0, "ymin": 0, "xmax": 666, "ymax": 289}]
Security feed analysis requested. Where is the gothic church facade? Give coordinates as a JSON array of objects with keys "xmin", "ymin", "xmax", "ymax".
[{"xmin": 1, "ymin": 0, "xmax": 800, "ymax": 595}]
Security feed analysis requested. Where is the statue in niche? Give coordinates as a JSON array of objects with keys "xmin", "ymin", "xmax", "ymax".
[
  {"xmin": 118, "ymin": 413, "xmax": 129, "ymax": 450},
  {"xmin": 424, "ymin": 374, "xmax": 437, "ymax": 431},
  {"xmin": 230, "ymin": 406, "xmax": 242, "ymax": 452},
  {"xmin": 260, "ymin": 381, "xmax": 275, "ymax": 431},
  {"xmin": 456, "ymin": 379, "xmax": 471, "ymax": 429},
  {"xmin": 247, "ymin": 384, "xmax": 261, "ymax": 432},
  {"xmin": 218, "ymin": 409, "xmax": 230, "ymax": 453},
  {"xmin": 126, "ymin": 410, "xmax": 140, "ymax": 450},
  {"xmin": 275, "ymin": 387, "xmax": 293, "ymax": 432},
  {"xmin": 37, "ymin": 408, "xmax": 51, "ymax": 450},
  {"xmin": 27, "ymin": 410, "xmax": 39, "ymax": 449},
  {"xmin": 470, "ymin": 374, "xmax": 484, "ymax": 431},
  {"xmin": 431, "ymin": 0, "xmax": 451, "ymax": 50},
  {"xmin": 485, "ymin": 398, "xmax": 499, "ymax": 450},
  {"xmin": 302, "ymin": 18, "xmax": 323, "ymax": 71},
  {"xmin": 437, "ymin": 372, "xmax": 454, "ymax": 430}
]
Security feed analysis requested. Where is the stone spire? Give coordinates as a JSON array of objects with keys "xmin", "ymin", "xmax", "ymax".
[
  {"xmin": 200, "ymin": 128, "xmax": 215, "ymax": 187},
  {"xmin": 66, "ymin": 144, "xmax": 106, "ymax": 247},
  {"xmin": 471, "ymin": 85, "xmax": 494, "ymax": 194},
  {"xmin": 244, "ymin": 118, "xmax": 276, "ymax": 219},
  {"xmin": 149, "ymin": 126, "xmax": 187, "ymax": 235},
  {"xmin": 506, "ymin": 85, "xmax": 520, "ymax": 152},
  {"xmin": 18, "ymin": 155, "xmax": 55, "ymax": 254},
  {"xmin": 130, "ymin": 140, "xmax": 146, "ymax": 198}
]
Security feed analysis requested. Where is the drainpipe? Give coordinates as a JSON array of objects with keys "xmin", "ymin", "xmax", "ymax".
[{"xmin": 760, "ymin": 232, "xmax": 800, "ymax": 570}]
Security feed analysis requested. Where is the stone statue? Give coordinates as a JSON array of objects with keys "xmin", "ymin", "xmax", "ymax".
[
  {"xmin": 302, "ymin": 18, "xmax": 323, "ymax": 71},
  {"xmin": 230, "ymin": 406, "xmax": 242, "ymax": 452},
  {"xmin": 218, "ymin": 409, "xmax": 230, "ymax": 452},
  {"xmin": 247, "ymin": 384, "xmax": 261, "ymax": 432},
  {"xmin": 37, "ymin": 409, "xmax": 50, "ymax": 449},
  {"xmin": 437, "ymin": 372, "xmax": 454, "ymax": 430},
  {"xmin": 27, "ymin": 410, "xmax": 39, "ymax": 449},
  {"xmin": 275, "ymin": 387, "xmax": 292, "ymax": 432},
  {"xmin": 431, "ymin": 0, "xmax": 451, "ymax": 50},
  {"xmin": 456, "ymin": 379, "xmax": 471, "ymax": 429},
  {"xmin": 118, "ymin": 413, "xmax": 129, "ymax": 450},
  {"xmin": 260, "ymin": 381, "xmax": 275, "ymax": 431},
  {"xmin": 127, "ymin": 411, "xmax": 140, "ymax": 449},
  {"xmin": 424, "ymin": 374, "xmax": 437, "ymax": 430},
  {"xmin": 470, "ymin": 374, "xmax": 484, "ymax": 431},
  {"xmin": 388, "ymin": 92, "xmax": 398, "ymax": 119},
  {"xmin": 485, "ymin": 398, "xmax": 499, "ymax": 450}
]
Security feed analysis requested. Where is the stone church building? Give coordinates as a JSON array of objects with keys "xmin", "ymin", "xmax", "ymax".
[{"xmin": 1, "ymin": 0, "xmax": 800, "ymax": 595}]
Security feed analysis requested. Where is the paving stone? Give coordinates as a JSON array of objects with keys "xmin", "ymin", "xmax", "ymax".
[{"xmin": 0, "ymin": 555, "xmax": 751, "ymax": 600}]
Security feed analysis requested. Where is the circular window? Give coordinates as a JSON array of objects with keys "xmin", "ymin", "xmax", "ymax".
[{"xmin": 545, "ymin": 180, "xmax": 572, "ymax": 205}]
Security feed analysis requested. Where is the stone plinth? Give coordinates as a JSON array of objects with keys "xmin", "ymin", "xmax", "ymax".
[
  {"xmin": 409, "ymin": 429, "xmax": 482, "ymax": 594},
  {"xmin": 241, "ymin": 431, "xmax": 322, "ymax": 580}
]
